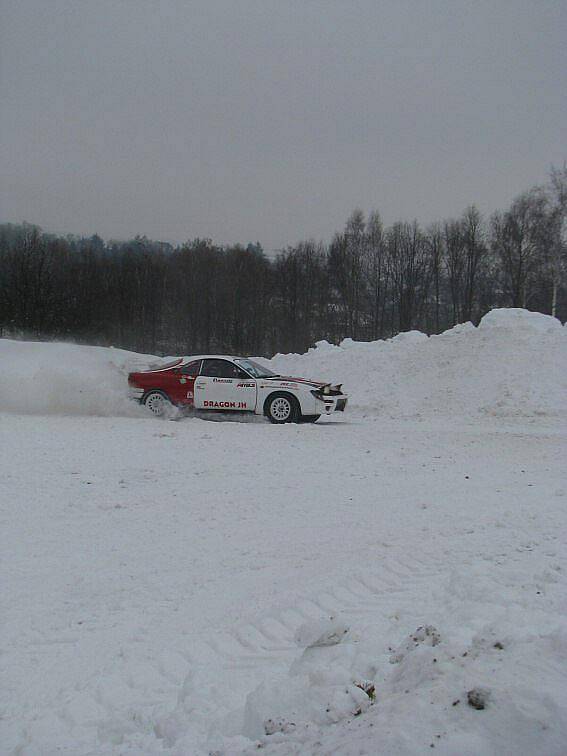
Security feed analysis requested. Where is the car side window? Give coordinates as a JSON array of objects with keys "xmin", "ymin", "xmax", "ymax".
[
  {"xmin": 201, "ymin": 359, "xmax": 240, "ymax": 378},
  {"xmin": 181, "ymin": 360, "xmax": 201, "ymax": 376}
]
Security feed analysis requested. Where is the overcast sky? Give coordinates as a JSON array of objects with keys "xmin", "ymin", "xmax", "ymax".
[{"xmin": 1, "ymin": 1, "xmax": 565, "ymax": 251}]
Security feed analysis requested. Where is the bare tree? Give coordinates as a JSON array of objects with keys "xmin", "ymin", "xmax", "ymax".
[
  {"xmin": 1, "ymin": 167, "xmax": 565, "ymax": 355},
  {"xmin": 461, "ymin": 206, "xmax": 486, "ymax": 322},
  {"xmin": 546, "ymin": 165, "xmax": 567, "ymax": 317},
  {"xmin": 329, "ymin": 210, "xmax": 367, "ymax": 339},
  {"xmin": 387, "ymin": 221, "xmax": 430, "ymax": 332},
  {"xmin": 364, "ymin": 211, "xmax": 388, "ymax": 339},
  {"xmin": 491, "ymin": 189, "xmax": 547, "ymax": 308},
  {"xmin": 425, "ymin": 223, "xmax": 444, "ymax": 332},
  {"xmin": 443, "ymin": 218, "xmax": 465, "ymax": 324}
]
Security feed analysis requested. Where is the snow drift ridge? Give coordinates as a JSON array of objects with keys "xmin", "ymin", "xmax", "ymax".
[
  {"xmin": 267, "ymin": 308, "xmax": 566, "ymax": 421},
  {"xmin": 0, "ymin": 308, "xmax": 565, "ymax": 419}
]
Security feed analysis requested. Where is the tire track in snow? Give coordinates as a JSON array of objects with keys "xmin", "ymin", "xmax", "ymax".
[
  {"xmin": 19, "ymin": 544, "xmax": 477, "ymax": 753},
  {"xmin": 211, "ymin": 545, "xmax": 441, "ymax": 658},
  {"xmin": 141, "ymin": 546, "xmax": 451, "ymax": 751}
]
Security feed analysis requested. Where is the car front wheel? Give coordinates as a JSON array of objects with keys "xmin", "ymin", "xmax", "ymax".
[
  {"xmin": 143, "ymin": 390, "xmax": 172, "ymax": 418},
  {"xmin": 265, "ymin": 392, "xmax": 300, "ymax": 424}
]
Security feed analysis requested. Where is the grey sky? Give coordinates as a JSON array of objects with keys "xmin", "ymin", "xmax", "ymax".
[{"xmin": 1, "ymin": 0, "xmax": 566, "ymax": 251}]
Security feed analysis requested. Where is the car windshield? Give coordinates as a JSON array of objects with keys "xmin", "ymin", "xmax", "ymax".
[{"xmin": 235, "ymin": 358, "xmax": 278, "ymax": 379}]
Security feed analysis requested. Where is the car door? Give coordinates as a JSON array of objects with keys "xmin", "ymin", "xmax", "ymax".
[
  {"xmin": 169, "ymin": 359, "xmax": 202, "ymax": 405},
  {"xmin": 194, "ymin": 359, "xmax": 257, "ymax": 411}
]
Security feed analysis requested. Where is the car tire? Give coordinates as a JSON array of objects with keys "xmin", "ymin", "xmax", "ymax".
[
  {"xmin": 300, "ymin": 415, "xmax": 321, "ymax": 423},
  {"xmin": 264, "ymin": 392, "xmax": 301, "ymax": 424},
  {"xmin": 143, "ymin": 390, "xmax": 172, "ymax": 418}
]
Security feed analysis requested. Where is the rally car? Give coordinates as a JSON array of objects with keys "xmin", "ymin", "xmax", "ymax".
[{"xmin": 128, "ymin": 356, "xmax": 347, "ymax": 423}]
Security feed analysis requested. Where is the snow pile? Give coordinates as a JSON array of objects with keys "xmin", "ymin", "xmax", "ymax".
[
  {"xmin": 265, "ymin": 308, "xmax": 567, "ymax": 420},
  {"xmin": 209, "ymin": 564, "xmax": 567, "ymax": 755},
  {"xmin": 0, "ymin": 339, "xmax": 156, "ymax": 416},
  {"xmin": 1, "ymin": 308, "xmax": 564, "ymax": 420},
  {"xmin": 241, "ymin": 628, "xmax": 374, "ymax": 741}
]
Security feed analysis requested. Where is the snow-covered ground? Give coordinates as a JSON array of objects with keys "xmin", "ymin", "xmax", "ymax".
[{"xmin": 1, "ymin": 309, "xmax": 566, "ymax": 755}]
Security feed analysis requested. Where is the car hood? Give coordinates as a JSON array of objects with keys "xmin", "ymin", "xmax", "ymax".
[
  {"xmin": 262, "ymin": 375, "xmax": 325, "ymax": 387},
  {"xmin": 261, "ymin": 376, "xmax": 345, "ymax": 394}
]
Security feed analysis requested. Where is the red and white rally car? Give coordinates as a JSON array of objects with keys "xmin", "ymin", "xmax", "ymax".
[{"xmin": 128, "ymin": 356, "xmax": 347, "ymax": 423}]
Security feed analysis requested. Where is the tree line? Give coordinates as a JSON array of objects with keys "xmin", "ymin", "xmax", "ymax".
[{"xmin": 0, "ymin": 166, "xmax": 565, "ymax": 356}]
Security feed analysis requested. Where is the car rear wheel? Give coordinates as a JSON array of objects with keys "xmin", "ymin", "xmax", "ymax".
[
  {"xmin": 143, "ymin": 390, "xmax": 172, "ymax": 418},
  {"xmin": 265, "ymin": 392, "xmax": 300, "ymax": 424}
]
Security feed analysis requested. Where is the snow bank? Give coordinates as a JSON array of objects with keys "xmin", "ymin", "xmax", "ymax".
[
  {"xmin": 1, "ymin": 323, "xmax": 565, "ymax": 755},
  {"xmin": 1, "ymin": 308, "xmax": 565, "ymax": 420},
  {"xmin": 478, "ymin": 307, "xmax": 563, "ymax": 333},
  {"xmin": 0, "ymin": 339, "xmax": 156, "ymax": 416},
  {"xmin": 202, "ymin": 559, "xmax": 567, "ymax": 755},
  {"xmin": 264, "ymin": 308, "xmax": 567, "ymax": 420}
]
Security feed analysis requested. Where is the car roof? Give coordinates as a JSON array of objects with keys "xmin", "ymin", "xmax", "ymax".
[
  {"xmin": 164, "ymin": 355, "xmax": 248, "ymax": 363},
  {"xmin": 181, "ymin": 354, "xmax": 247, "ymax": 362},
  {"xmin": 142, "ymin": 355, "xmax": 255, "ymax": 374}
]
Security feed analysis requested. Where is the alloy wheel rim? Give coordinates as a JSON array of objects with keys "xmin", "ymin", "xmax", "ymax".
[
  {"xmin": 271, "ymin": 397, "xmax": 291, "ymax": 420},
  {"xmin": 147, "ymin": 394, "xmax": 165, "ymax": 415}
]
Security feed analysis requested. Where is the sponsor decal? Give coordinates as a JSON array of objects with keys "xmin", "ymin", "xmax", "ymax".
[
  {"xmin": 266, "ymin": 375, "xmax": 324, "ymax": 388},
  {"xmin": 212, "ymin": 378, "xmax": 233, "ymax": 383},
  {"xmin": 203, "ymin": 400, "xmax": 247, "ymax": 409},
  {"xmin": 186, "ymin": 390, "xmax": 193, "ymax": 399},
  {"xmin": 237, "ymin": 382, "xmax": 255, "ymax": 388}
]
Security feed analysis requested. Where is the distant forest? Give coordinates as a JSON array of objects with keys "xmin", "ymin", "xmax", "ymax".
[{"xmin": 1, "ymin": 166, "xmax": 565, "ymax": 356}]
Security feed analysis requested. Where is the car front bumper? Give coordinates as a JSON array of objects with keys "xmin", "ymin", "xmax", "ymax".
[{"xmin": 315, "ymin": 394, "xmax": 348, "ymax": 415}]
